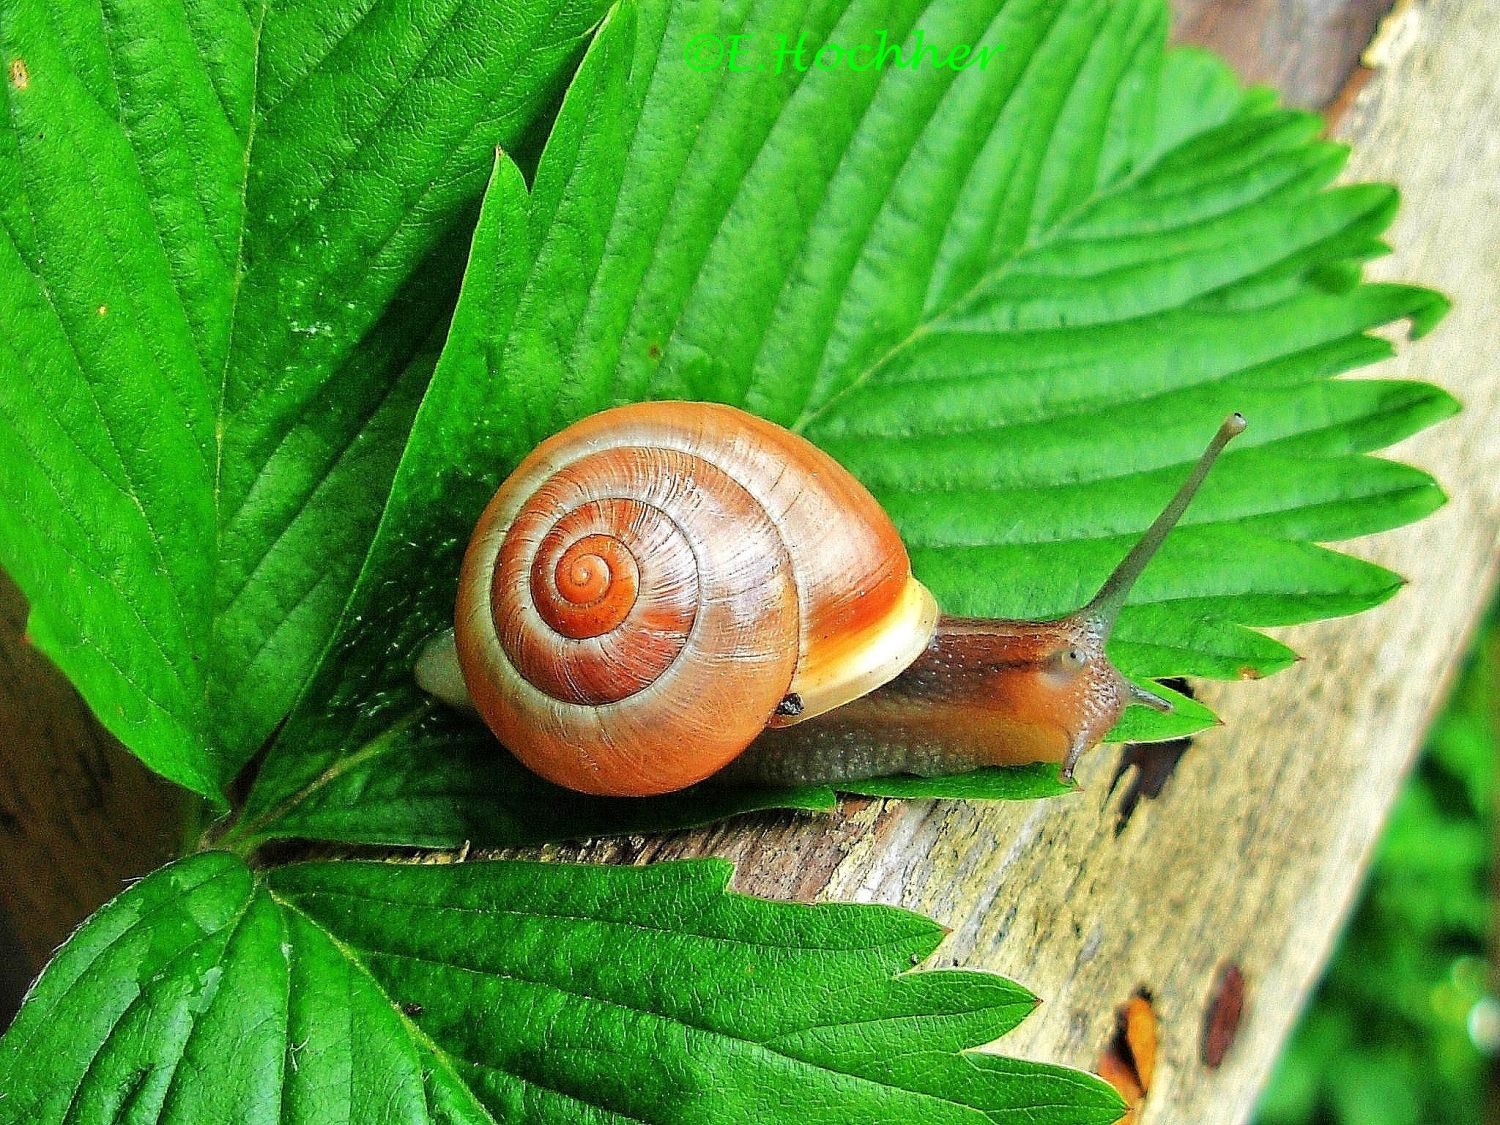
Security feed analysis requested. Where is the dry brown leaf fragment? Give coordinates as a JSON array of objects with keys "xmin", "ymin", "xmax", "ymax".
[
  {"xmin": 1098, "ymin": 989, "xmax": 1158, "ymax": 1120},
  {"xmin": 1202, "ymin": 962, "xmax": 1247, "ymax": 1068}
]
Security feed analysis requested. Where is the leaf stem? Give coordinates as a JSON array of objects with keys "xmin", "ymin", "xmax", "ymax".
[{"xmin": 218, "ymin": 704, "xmax": 430, "ymax": 855}]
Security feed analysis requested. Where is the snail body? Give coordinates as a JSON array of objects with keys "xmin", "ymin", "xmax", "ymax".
[
  {"xmin": 719, "ymin": 617, "xmax": 1129, "ymax": 788},
  {"xmin": 417, "ymin": 401, "xmax": 1245, "ymax": 797}
]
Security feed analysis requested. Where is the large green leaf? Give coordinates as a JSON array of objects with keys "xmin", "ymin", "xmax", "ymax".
[
  {"xmin": 239, "ymin": 0, "xmax": 1450, "ymax": 849},
  {"xmin": 0, "ymin": 851, "xmax": 1124, "ymax": 1123},
  {"xmin": 0, "ymin": 0, "xmax": 607, "ymax": 800}
]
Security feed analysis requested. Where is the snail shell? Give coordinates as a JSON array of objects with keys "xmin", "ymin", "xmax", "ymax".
[{"xmin": 454, "ymin": 402, "xmax": 939, "ymax": 797}]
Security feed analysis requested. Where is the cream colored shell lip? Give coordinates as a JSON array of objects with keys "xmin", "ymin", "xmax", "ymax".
[
  {"xmin": 770, "ymin": 576, "xmax": 939, "ymax": 728},
  {"xmin": 414, "ymin": 628, "xmax": 473, "ymax": 716}
]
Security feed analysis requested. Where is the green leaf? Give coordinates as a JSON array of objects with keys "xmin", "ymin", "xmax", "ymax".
[
  {"xmin": 231, "ymin": 128, "xmax": 1071, "ymax": 851},
  {"xmin": 209, "ymin": 0, "xmax": 607, "ymax": 765},
  {"xmin": 840, "ymin": 762, "xmax": 1073, "ymax": 801},
  {"xmin": 0, "ymin": 851, "xmax": 1125, "ymax": 1124},
  {"xmin": 0, "ymin": 0, "xmax": 237, "ymax": 800},
  {"xmin": 237, "ymin": 702, "xmax": 844, "ymax": 850},
  {"xmin": 0, "ymin": 0, "xmax": 607, "ymax": 800},
  {"xmin": 241, "ymin": 0, "xmax": 1451, "ymax": 848}
]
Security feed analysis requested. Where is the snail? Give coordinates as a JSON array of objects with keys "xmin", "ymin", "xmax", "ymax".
[{"xmin": 416, "ymin": 402, "xmax": 1245, "ymax": 797}]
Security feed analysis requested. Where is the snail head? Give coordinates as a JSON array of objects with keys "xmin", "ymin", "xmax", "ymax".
[{"xmin": 1046, "ymin": 412, "xmax": 1246, "ymax": 778}]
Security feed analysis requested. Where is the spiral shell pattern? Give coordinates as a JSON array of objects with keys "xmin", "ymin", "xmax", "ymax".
[
  {"xmin": 459, "ymin": 433, "xmax": 802, "ymax": 795},
  {"xmin": 455, "ymin": 401, "xmax": 931, "ymax": 797}
]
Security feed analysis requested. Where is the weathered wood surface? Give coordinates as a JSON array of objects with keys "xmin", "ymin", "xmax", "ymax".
[
  {"xmin": 544, "ymin": 2, "xmax": 1500, "ymax": 1121},
  {"xmin": 0, "ymin": 574, "xmax": 182, "ymax": 1018},
  {"xmin": 1171, "ymin": 0, "xmax": 1396, "ymax": 111}
]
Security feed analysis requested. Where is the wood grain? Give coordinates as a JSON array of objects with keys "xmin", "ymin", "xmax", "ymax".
[
  {"xmin": 0, "ymin": 574, "xmax": 182, "ymax": 1016},
  {"xmin": 539, "ymin": 2, "xmax": 1500, "ymax": 1120},
  {"xmin": 1170, "ymin": 0, "xmax": 1396, "ymax": 110}
]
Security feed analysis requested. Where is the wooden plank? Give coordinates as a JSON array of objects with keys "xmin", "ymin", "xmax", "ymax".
[
  {"xmin": 548, "ymin": 2, "xmax": 1500, "ymax": 1120},
  {"xmin": 1170, "ymin": 0, "xmax": 1396, "ymax": 110},
  {"xmin": 0, "ymin": 574, "xmax": 182, "ymax": 1023}
]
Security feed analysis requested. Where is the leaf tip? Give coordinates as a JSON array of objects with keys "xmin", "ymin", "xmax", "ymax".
[
  {"xmin": 1406, "ymin": 288, "xmax": 1453, "ymax": 339},
  {"xmin": 1430, "ymin": 384, "xmax": 1463, "ymax": 420}
]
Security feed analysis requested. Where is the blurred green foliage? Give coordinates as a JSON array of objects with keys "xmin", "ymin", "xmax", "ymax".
[{"xmin": 1259, "ymin": 609, "xmax": 1497, "ymax": 1124}]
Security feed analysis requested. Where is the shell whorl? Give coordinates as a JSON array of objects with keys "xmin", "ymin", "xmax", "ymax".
[
  {"xmin": 458, "ymin": 429, "xmax": 802, "ymax": 796},
  {"xmin": 498, "ymin": 485, "xmax": 701, "ymax": 706},
  {"xmin": 455, "ymin": 401, "xmax": 934, "ymax": 797}
]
